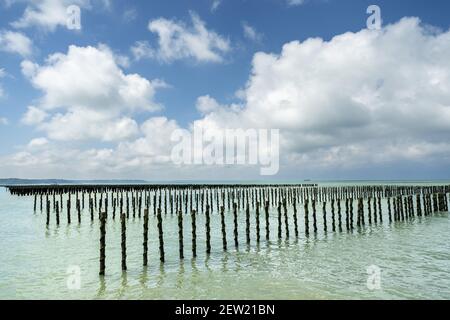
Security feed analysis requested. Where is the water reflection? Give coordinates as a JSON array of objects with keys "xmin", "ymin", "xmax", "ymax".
[
  {"xmin": 156, "ymin": 262, "xmax": 166, "ymax": 287},
  {"xmin": 96, "ymin": 275, "xmax": 106, "ymax": 297},
  {"xmin": 140, "ymin": 266, "xmax": 149, "ymax": 291},
  {"xmin": 117, "ymin": 271, "xmax": 128, "ymax": 299},
  {"xmin": 176, "ymin": 260, "xmax": 185, "ymax": 288}
]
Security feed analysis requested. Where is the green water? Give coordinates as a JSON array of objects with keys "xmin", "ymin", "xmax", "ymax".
[{"xmin": 0, "ymin": 185, "xmax": 449, "ymax": 300}]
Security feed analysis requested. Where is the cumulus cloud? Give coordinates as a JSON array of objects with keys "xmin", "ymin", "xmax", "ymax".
[
  {"xmin": 21, "ymin": 106, "xmax": 48, "ymax": 125},
  {"xmin": 4, "ymin": 17, "xmax": 450, "ymax": 179},
  {"xmin": 135, "ymin": 11, "xmax": 230, "ymax": 63},
  {"xmin": 0, "ymin": 30, "xmax": 33, "ymax": 57},
  {"xmin": 116, "ymin": 117, "xmax": 181, "ymax": 164},
  {"xmin": 27, "ymin": 137, "xmax": 48, "ymax": 148},
  {"xmin": 192, "ymin": 17, "xmax": 450, "ymax": 171},
  {"xmin": 21, "ymin": 44, "xmax": 167, "ymax": 141},
  {"xmin": 2, "ymin": 116, "xmax": 182, "ymax": 178},
  {"xmin": 196, "ymin": 95, "xmax": 221, "ymax": 115}
]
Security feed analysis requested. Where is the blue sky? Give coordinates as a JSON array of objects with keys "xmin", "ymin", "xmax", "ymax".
[{"xmin": 0, "ymin": 0, "xmax": 450, "ymax": 180}]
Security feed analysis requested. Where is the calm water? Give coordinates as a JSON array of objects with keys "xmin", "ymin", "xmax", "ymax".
[{"xmin": 0, "ymin": 184, "xmax": 449, "ymax": 300}]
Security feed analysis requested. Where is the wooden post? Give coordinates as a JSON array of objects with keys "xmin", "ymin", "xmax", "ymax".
[
  {"xmin": 378, "ymin": 197, "xmax": 382, "ymax": 222},
  {"xmin": 277, "ymin": 202, "xmax": 282, "ymax": 239},
  {"xmin": 220, "ymin": 206, "xmax": 227, "ymax": 251},
  {"xmin": 206, "ymin": 204, "xmax": 211, "ymax": 254},
  {"xmin": 387, "ymin": 197, "xmax": 392, "ymax": 222},
  {"xmin": 331, "ymin": 199, "xmax": 336, "ymax": 232},
  {"xmin": 46, "ymin": 199, "xmax": 50, "ymax": 226},
  {"xmin": 77, "ymin": 199, "xmax": 81, "ymax": 224},
  {"xmin": 233, "ymin": 203, "xmax": 239, "ymax": 249},
  {"xmin": 157, "ymin": 208, "xmax": 165, "ymax": 263},
  {"xmin": 191, "ymin": 210, "xmax": 197, "ymax": 258},
  {"xmin": 416, "ymin": 194, "xmax": 422, "ymax": 217},
  {"xmin": 312, "ymin": 199, "xmax": 317, "ymax": 233},
  {"xmin": 56, "ymin": 201, "xmax": 60, "ymax": 225},
  {"xmin": 265, "ymin": 201, "xmax": 270, "ymax": 240},
  {"xmin": 99, "ymin": 211, "xmax": 106, "ymax": 276},
  {"xmin": 67, "ymin": 198, "xmax": 71, "ymax": 224},
  {"xmin": 283, "ymin": 199, "xmax": 289, "ymax": 239},
  {"xmin": 90, "ymin": 198, "xmax": 94, "ymax": 221},
  {"xmin": 143, "ymin": 209, "xmax": 149, "ymax": 266},
  {"xmin": 293, "ymin": 201, "xmax": 299, "ymax": 238},
  {"xmin": 337, "ymin": 199, "xmax": 342, "ymax": 232},
  {"xmin": 178, "ymin": 210, "xmax": 184, "ymax": 259},
  {"xmin": 256, "ymin": 201, "xmax": 261, "ymax": 242},
  {"xmin": 245, "ymin": 203, "xmax": 250, "ymax": 245},
  {"xmin": 304, "ymin": 200, "xmax": 310, "ymax": 236},
  {"xmin": 121, "ymin": 212, "xmax": 127, "ymax": 271},
  {"xmin": 349, "ymin": 198, "xmax": 354, "ymax": 230}
]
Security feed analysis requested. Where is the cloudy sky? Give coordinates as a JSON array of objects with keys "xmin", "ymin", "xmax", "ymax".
[{"xmin": 0, "ymin": 0, "xmax": 449, "ymax": 181}]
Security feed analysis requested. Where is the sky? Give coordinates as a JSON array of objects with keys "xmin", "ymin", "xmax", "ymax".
[{"xmin": 0, "ymin": 0, "xmax": 450, "ymax": 181}]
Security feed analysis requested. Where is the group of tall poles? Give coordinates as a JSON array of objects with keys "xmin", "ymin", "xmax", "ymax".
[{"xmin": 7, "ymin": 184, "xmax": 450, "ymax": 276}]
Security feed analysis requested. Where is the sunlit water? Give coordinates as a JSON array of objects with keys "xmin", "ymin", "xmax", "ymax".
[{"xmin": 0, "ymin": 184, "xmax": 449, "ymax": 300}]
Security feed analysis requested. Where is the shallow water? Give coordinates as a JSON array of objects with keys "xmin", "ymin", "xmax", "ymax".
[{"xmin": 0, "ymin": 185, "xmax": 449, "ymax": 300}]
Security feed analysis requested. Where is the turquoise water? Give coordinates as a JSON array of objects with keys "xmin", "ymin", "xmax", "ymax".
[{"xmin": 0, "ymin": 184, "xmax": 449, "ymax": 300}]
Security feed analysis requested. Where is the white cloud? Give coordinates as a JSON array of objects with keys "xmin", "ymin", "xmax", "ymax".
[
  {"xmin": 9, "ymin": 0, "xmax": 110, "ymax": 31},
  {"xmin": 144, "ymin": 11, "xmax": 230, "ymax": 63},
  {"xmin": 192, "ymin": 18, "xmax": 450, "ymax": 170},
  {"xmin": 1, "ymin": 116, "xmax": 182, "ymax": 178},
  {"xmin": 21, "ymin": 44, "xmax": 167, "ymax": 141},
  {"xmin": 11, "ymin": 0, "xmax": 87, "ymax": 31},
  {"xmin": 130, "ymin": 40, "xmax": 154, "ymax": 61},
  {"xmin": 0, "ymin": 30, "xmax": 33, "ymax": 57},
  {"xmin": 4, "ymin": 17, "xmax": 450, "ymax": 179},
  {"xmin": 211, "ymin": 0, "xmax": 221, "ymax": 12},
  {"xmin": 242, "ymin": 22, "xmax": 263, "ymax": 43},
  {"xmin": 27, "ymin": 137, "xmax": 48, "ymax": 148},
  {"xmin": 39, "ymin": 109, "xmax": 139, "ymax": 141},
  {"xmin": 196, "ymin": 95, "xmax": 221, "ymax": 115},
  {"xmin": 20, "ymin": 60, "xmax": 38, "ymax": 78},
  {"xmin": 116, "ymin": 117, "xmax": 181, "ymax": 164},
  {"xmin": 21, "ymin": 106, "xmax": 48, "ymax": 125}
]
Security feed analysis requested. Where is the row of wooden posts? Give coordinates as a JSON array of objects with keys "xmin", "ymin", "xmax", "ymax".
[{"xmin": 6, "ymin": 184, "xmax": 450, "ymax": 276}]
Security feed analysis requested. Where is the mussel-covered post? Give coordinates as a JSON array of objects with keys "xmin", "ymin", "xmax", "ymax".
[
  {"xmin": 191, "ymin": 210, "xmax": 197, "ymax": 258},
  {"xmin": 205, "ymin": 204, "xmax": 211, "ymax": 255},
  {"xmin": 121, "ymin": 212, "xmax": 127, "ymax": 271},
  {"xmin": 99, "ymin": 211, "xmax": 106, "ymax": 276},
  {"xmin": 220, "ymin": 206, "xmax": 227, "ymax": 251},
  {"xmin": 157, "ymin": 208, "xmax": 165, "ymax": 263},
  {"xmin": 143, "ymin": 208, "xmax": 149, "ymax": 266},
  {"xmin": 178, "ymin": 209, "xmax": 184, "ymax": 259}
]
